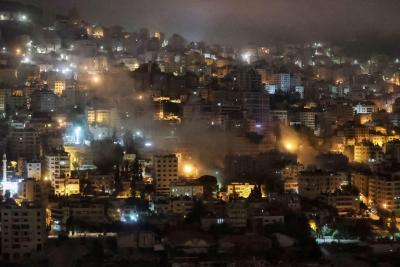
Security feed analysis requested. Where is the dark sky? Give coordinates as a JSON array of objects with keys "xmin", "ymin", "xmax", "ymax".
[{"xmin": 44, "ymin": 0, "xmax": 400, "ymax": 45}]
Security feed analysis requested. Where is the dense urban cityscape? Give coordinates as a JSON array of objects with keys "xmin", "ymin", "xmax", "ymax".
[{"xmin": 0, "ymin": 0, "xmax": 400, "ymax": 266}]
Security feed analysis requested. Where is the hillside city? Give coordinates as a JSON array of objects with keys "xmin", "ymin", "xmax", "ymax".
[{"xmin": 1, "ymin": 1, "xmax": 400, "ymax": 266}]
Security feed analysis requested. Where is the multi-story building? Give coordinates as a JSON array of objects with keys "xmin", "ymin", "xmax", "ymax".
[
  {"xmin": 18, "ymin": 178, "xmax": 48, "ymax": 206},
  {"xmin": 282, "ymin": 164, "xmax": 305, "ymax": 193},
  {"xmin": 353, "ymin": 172, "xmax": 400, "ymax": 215},
  {"xmin": 232, "ymin": 67, "xmax": 262, "ymax": 92},
  {"xmin": 295, "ymin": 86, "xmax": 304, "ymax": 99},
  {"xmin": 4, "ymin": 88, "xmax": 27, "ymax": 115},
  {"xmin": 270, "ymin": 110, "xmax": 288, "ymax": 125},
  {"xmin": 384, "ymin": 140, "xmax": 400, "ymax": 164},
  {"xmin": 9, "ymin": 127, "xmax": 41, "ymax": 160},
  {"xmin": 86, "ymin": 107, "xmax": 119, "ymax": 128},
  {"xmin": 24, "ymin": 161, "xmax": 41, "ymax": 180},
  {"xmin": 153, "ymin": 154, "xmax": 179, "ymax": 196},
  {"xmin": 226, "ymin": 183, "xmax": 255, "ymax": 198},
  {"xmin": 44, "ymin": 151, "xmax": 70, "ymax": 193},
  {"xmin": 170, "ymin": 197, "xmax": 194, "ymax": 215},
  {"xmin": 320, "ymin": 191, "xmax": 360, "ymax": 216},
  {"xmin": 299, "ymin": 110, "xmax": 318, "ymax": 131},
  {"xmin": 227, "ymin": 67, "xmax": 270, "ymax": 127},
  {"xmin": 0, "ymin": 203, "xmax": 47, "ymax": 262},
  {"xmin": 56, "ymin": 178, "xmax": 80, "ymax": 196},
  {"xmin": 30, "ymin": 89, "xmax": 57, "ymax": 113},
  {"xmin": 69, "ymin": 202, "xmax": 106, "ymax": 224},
  {"xmin": 170, "ymin": 180, "xmax": 204, "ymax": 197},
  {"xmin": 353, "ymin": 102, "xmax": 376, "ymax": 114},
  {"xmin": 298, "ymin": 171, "xmax": 347, "ymax": 199},
  {"xmin": 370, "ymin": 175, "xmax": 400, "ymax": 215},
  {"xmin": 352, "ymin": 172, "xmax": 371, "ymax": 202},
  {"xmin": 271, "ymin": 73, "xmax": 291, "ymax": 92},
  {"xmin": 53, "ymin": 80, "xmax": 65, "ymax": 96},
  {"xmin": 226, "ymin": 200, "xmax": 248, "ymax": 228},
  {"xmin": 152, "ymin": 197, "xmax": 195, "ymax": 216},
  {"xmin": 240, "ymin": 90, "xmax": 270, "ymax": 125},
  {"xmin": 353, "ymin": 141, "xmax": 383, "ymax": 164}
]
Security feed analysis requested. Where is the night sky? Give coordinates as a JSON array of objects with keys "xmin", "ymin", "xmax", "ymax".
[{"xmin": 44, "ymin": 0, "xmax": 400, "ymax": 45}]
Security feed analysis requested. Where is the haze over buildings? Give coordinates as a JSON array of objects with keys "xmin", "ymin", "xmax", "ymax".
[{"xmin": 0, "ymin": 0, "xmax": 400, "ymax": 266}]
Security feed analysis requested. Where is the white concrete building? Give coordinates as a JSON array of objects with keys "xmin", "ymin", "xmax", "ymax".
[
  {"xmin": 25, "ymin": 161, "xmax": 41, "ymax": 180},
  {"xmin": 44, "ymin": 151, "xmax": 70, "ymax": 193}
]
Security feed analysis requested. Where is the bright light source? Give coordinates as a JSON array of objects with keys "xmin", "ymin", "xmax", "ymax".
[
  {"xmin": 144, "ymin": 142, "xmax": 152, "ymax": 147},
  {"xmin": 2, "ymin": 180, "xmax": 19, "ymax": 196},
  {"xmin": 74, "ymin": 126, "xmax": 81, "ymax": 145},
  {"xmin": 309, "ymin": 219, "xmax": 317, "ymax": 232},
  {"xmin": 62, "ymin": 67, "xmax": 71, "ymax": 74},
  {"xmin": 121, "ymin": 211, "xmax": 139, "ymax": 223},
  {"xmin": 91, "ymin": 75, "xmax": 101, "ymax": 84},
  {"xmin": 21, "ymin": 56, "xmax": 30, "ymax": 63},
  {"xmin": 284, "ymin": 142, "xmax": 294, "ymax": 152},
  {"xmin": 183, "ymin": 163, "xmax": 194, "ymax": 176},
  {"xmin": 241, "ymin": 52, "xmax": 251, "ymax": 64}
]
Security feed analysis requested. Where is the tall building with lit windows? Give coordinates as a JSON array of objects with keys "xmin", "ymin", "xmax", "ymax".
[
  {"xmin": 353, "ymin": 172, "xmax": 400, "ymax": 215},
  {"xmin": 353, "ymin": 141, "xmax": 383, "ymax": 164},
  {"xmin": 153, "ymin": 154, "xmax": 179, "ymax": 196},
  {"xmin": 44, "ymin": 151, "xmax": 70, "ymax": 194},
  {"xmin": 86, "ymin": 107, "xmax": 119, "ymax": 128},
  {"xmin": 53, "ymin": 80, "xmax": 65, "ymax": 96},
  {"xmin": 369, "ymin": 175, "xmax": 400, "ymax": 215}
]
